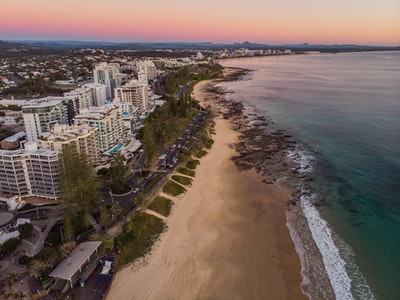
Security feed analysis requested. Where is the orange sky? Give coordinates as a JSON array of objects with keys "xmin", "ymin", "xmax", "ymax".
[{"xmin": 1, "ymin": 0, "xmax": 399, "ymax": 45}]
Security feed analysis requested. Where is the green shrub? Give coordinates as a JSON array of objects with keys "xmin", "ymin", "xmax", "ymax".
[
  {"xmin": 186, "ymin": 159, "xmax": 200, "ymax": 170},
  {"xmin": 196, "ymin": 149, "xmax": 208, "ymax": 158},
  {"xmin": 204, "ymin": 137, "xmax": 214, "ymax": 149},
  {"xmin": 149, "ymin": 197, "xmax": 173, "ymax": 217}
]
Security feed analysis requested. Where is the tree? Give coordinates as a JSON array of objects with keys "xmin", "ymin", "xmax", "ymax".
[
  {"xmin": 63, "ymin": 214, "xmax": 74, "ymax": 242},
  {"xmin": 99, "ymin": 207, "xmax": 110, "ymax": 227},
  {"xmin": 7, "ymin": 272, "xmax": 18, "ymax": 290},
  {"xmin": 59, "ymin": 241, "xmax": 76, "ymax": 258},
  {"xmin": 1, "ymin": 238, "xmax": 21, "ymax": 252},
  {"xmin": 97, "ymin": 167, "xmax": 111, "ymax": 183},
  {"xmin": 28, "ymin": 259, "xmax": 46, "ymax": 277},
  {"xmin": 18, "ymin": 223, "xmax": 33, "ymax": 239},
  {"xmin": 110, "ymin": 153, "xmax": 128, "ymax": 194},
  {"xmin": 142, "ymin": 124, "xmax": 156, "ymax": 165},
  {"xmin": 59, "ymin": 144, "xmax": 100, "ymax": 213}
]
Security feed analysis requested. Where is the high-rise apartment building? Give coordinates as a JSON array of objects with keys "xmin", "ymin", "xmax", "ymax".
[
  {"xmin": 84, "ymin": 83, "xmax": 107, "ymax": 106},
  {"xmin": 136, "ymin": 60, "xmax": 157, "ymax": 81},
  {"xmin": 93, "ymin": 63, "xmax": 121, "ymax": 100},
  {"xmin": 63, "ymin": 84, "xmax": 107, "ymax": 124},
  {"xmin": 0, "ymin": 144, "xmax": 60, "ymax": 199},
  {"xmin": 114, "ymin": 80, "xmax": 150, "ymax": 117},
  {"xmin": 73, "ymin": 104, "xmax": 124, "ymax": 152},
  {"xmin": 22, "ymin": 98, "xmax": 68, "ymax": 143},
  {"xmin": 38, "ymin": 124, "xmax": 100, "ymax": 166},
  {"xmin": 64, "ymin": 86, "xmax": 94, "ymax": 111}
]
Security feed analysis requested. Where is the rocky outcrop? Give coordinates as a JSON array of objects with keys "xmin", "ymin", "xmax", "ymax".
[{"xmin": 206, "ymin": 68, "xmax": 303, "ymax": 188}]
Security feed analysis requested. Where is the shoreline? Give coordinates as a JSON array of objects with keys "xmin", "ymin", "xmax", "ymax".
[{"xmin": 107, "ymin": 69, "xmax": 307, "ymax": 299}]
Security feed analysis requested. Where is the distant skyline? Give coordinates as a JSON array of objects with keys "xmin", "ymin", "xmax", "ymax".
[{"xmin": 1, "ymin": 0, "xmax": 399, "ymax": 46}]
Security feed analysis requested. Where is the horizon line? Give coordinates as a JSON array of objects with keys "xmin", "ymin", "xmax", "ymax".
[{"xmin": 1, "ymin": 39, "xmax": 399, "ymax": 48}]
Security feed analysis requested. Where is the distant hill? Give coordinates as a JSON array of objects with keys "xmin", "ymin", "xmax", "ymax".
[
  {"xmin": 2, "ymin": 39, "xmax": 400, "ymax": 52},
  {"xmin": 0, "ymin": 40, "xmax": 64, "ymax": 57}
]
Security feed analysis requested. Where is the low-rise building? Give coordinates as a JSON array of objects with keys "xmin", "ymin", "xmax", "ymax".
[{"xmin": 0, "ymin": 131, "xmax": 25, "ymax": 150}]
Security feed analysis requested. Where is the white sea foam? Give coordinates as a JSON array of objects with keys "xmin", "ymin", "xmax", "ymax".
[
  {"xmin": 286, "ymin": 148, "xmax": 314, "ymax": 173},
  {"xmin": 287, "ymin": 148, "xmax": 375, "ymax": 300},
  {"xmin": 301, "ymin": 193, "xmax": 353, "ymax": 299}
]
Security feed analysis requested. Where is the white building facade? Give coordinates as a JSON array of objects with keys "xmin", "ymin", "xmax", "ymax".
[
  {"xmin": 0, "ymin": 146, "xmax": 60, "ymax": 199},
  {"xmin": 73, "ymin": 104, "xmax": 124, "ymax": 152},
  {"xmin": 114, "ymin": 80, "xmax": 150, "ymax": 117},
  {"xmin": 84, "ymin": 83, "xmax": 107, "ymax": 106},
  {"xmin": 136, "ymin": 60, "xmax": 157, "ymax": 81},
  {"xmin": 38, "ymin": 124, "xmax": 101, "ymax": 166},
  {"xmin": 22, "ymin": 98, "xmax": 68, "ymax": 143},
  {"xmin": 93, "ymin": 63, "xmax": 121, "ymax": 100}
]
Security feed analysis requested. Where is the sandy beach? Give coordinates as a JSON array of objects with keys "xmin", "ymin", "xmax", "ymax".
[{"xmin": 107, "ymin": 76, "xmax": 306, "ymax": 300}]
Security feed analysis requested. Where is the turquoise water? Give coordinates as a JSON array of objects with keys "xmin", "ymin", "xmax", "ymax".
[
  {"xmin": 221, "ymin": 52, "xmax": 400, "ymax": 299},
  {"xmin": 107, "ymin": 143, "xmax": 123, "ymax": 155}
]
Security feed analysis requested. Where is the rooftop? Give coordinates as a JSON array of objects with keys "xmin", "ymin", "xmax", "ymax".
[
  {"xmin": 0, "ymin": 212, "xmax": 14, "ymax": 228},
  {"xmin": 1, "ymin": 131, "xmax": 25, "ymax": 143},
  {"xmin": 49, "ymin": 241, "xmax": 102, "ymax": 281}
]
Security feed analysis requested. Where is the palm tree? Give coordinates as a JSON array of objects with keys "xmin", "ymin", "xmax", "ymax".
[{"xmin": 7, "ymin": 271, "xmax": 18, "ymax": 286}]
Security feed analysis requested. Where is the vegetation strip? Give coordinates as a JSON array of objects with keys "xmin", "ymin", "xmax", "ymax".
[
  {"xmin": 177, "ymin": 167, "xmax": 196, "ymax": 177},
  {"xmin": 148, "ymin": 197, "xmax": 173, "ymax": 217},
  {"xmin": 163, "ymin": 180, "xmax": 187, "ymax": 196},
  {"xmin": 114, "ymin": 213, "xmax": 165, "ymax": 270},
  {"xmin": 171, "ymin": 175, "xmax": 193, "ymax": 186}
]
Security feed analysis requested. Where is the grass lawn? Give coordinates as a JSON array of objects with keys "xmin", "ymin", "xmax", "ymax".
[
  {"xmin": 171, "ymin": 175, "xmax": 193, "ymax": 186},
  {"xmin": 177, "ymin": 167, "xmax": 195, "ymax": 177},
  {"xmin": 149, "ymin": 197, "xmax": 173, "ymax": 217},
  {"xmin": 163, "ymin": 180, "xmax": 186, "ymax": 196}
]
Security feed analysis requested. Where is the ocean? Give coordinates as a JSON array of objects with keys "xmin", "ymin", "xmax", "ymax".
[{"xmin": 220, "ymin": 51, "xmax": 400, "ymax": 300}]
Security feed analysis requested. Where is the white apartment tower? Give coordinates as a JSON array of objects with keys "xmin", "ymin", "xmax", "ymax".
[
  {"xmin": 0, "ymin": 146, "xmax": 60, "ymax": 199},
  {"xmin": 85, "ymin": 83, "xmax": 107, "ymax": 106},
  {"xmin": 73, "ymin": 104, "xmax": 124, "ymax": 152},
  {"xmin": 114, "ymin": 80, "xmax": 149, "ymax": 117},
  {"xmin": 136, "ymin": 60, "xmax": 157, "ymax": 81},
  {"xmin": 22, "ymin": 98, "xmax": 68, "ymax": 143},
  {"xmin": 38, "ymin": 124, "xmax": 101, "ymax": 166},
  {"xmin": 93, "ymin": 63, "xmax": 121, "ymax": 100}
]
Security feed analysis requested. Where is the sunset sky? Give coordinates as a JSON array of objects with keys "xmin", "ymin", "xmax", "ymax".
[{"xmin": 1, "ymin": 0, "xmax": 399, "ymax": 45}]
